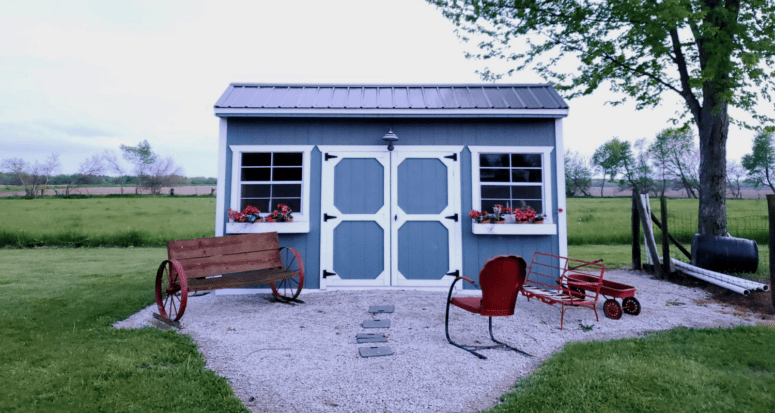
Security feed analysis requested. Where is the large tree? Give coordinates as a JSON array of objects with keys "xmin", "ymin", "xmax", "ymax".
[
  {"xmin": 565, "ymin": 150, "xmax": 593, "ymax": 196},
  {"xmin": 430, "ymin": 0, "xmax": 775, "ymax": 236}
]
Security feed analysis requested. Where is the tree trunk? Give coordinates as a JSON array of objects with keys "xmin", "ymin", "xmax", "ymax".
[
  {"xmin": 697, "ymin": 101, "xmax": 728, "ymax": 236},
  {"xmin": 600, "ymin": 175, "xmax": 606, "ymax": 197}
]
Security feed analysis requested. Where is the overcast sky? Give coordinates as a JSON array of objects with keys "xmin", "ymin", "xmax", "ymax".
[{"xmin": 1, "ymin": 0, "xmax": 772, "ymax": 177}]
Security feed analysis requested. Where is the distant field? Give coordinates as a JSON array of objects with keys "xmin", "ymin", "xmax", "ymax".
[
  {"xmin": 0, "ymin": 196, "xmax": 215, "ymax": 247},
  {"xmin": 0, "ymin": 195, "xmax": 768, "ymax": 248},
  {"xmin": 567, "ymin": 197, "xmax": 768, "ymax": 245}
]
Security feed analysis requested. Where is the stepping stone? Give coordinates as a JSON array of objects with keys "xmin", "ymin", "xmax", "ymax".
[
  {"xmin": 356, "ymin": 333, "xmax": 388, "ymax": 343},
  {"xmin": 368, "ymin": 305, "xmax": 394, "ymax": 314},
  {"xmin": 358, "ymin": 346, "xmax": 393, "ymax": 358},
  {"xmin": 362, "ymin": 319, "xmax": 390, "ymax": 329}
]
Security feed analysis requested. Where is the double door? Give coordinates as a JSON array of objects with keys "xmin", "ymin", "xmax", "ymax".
[{"xmin": 319, "ymin": 146, "xmax": 462, "ymax": 288}]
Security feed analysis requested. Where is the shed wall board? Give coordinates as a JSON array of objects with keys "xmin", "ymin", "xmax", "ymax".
[{"xmin": 221, "ymin": 117, "xmax": 560, "ymax": 290}]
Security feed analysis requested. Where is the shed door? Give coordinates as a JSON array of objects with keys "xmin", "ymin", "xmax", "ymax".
[
  {"xmin": 320, "ymin": 148, "xmax": 461, "ymax": 289},
  {"xmin": 320, "ymin": 151, "xmax": 391, "ymax": 287}
]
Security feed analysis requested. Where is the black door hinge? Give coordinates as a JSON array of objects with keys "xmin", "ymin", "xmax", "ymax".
[
  {"xmin": 325, "ymin": 153, "xmax": 338, "ymax": 161},
  {"xmin": 445, "ymin": 270, "xmax": 460, "ymax": 277},
  {"xmin": 444, "ymin": 153, "xmax": 457, "ymax": 161},
  {"xmin": 445, "ymin": 213, "xmax": 459, "ymax": 222},
  {"xmin": 323, "ymin": 270, "xmax": 336, "ymax": 278},
  {"xmin": 324, "ymin": 213, "xmax": 337, "ymax": 222}
]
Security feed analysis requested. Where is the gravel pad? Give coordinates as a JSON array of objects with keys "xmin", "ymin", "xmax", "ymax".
[{"xmin": 116, "ymin": 270, "xmax": 756, "ymax": 412}]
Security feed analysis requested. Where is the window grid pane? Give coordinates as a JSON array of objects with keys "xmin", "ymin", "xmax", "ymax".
[
  {"xmin": 240, "ymin": 152, "xmax": 304, "ymax": 214},
  {"xmin": 479, "ymin": 152, "xmax": 544, "ymax": 215}
]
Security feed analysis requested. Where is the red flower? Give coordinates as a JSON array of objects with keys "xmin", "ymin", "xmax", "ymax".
[
  {"xmin": 469, "ymin": 210, "xmax": 481, "ymax": 219},
  {"xmin": 278, "ymin": 204, "xmax": 291, "ymax": 214},
  {"xmin": 242, "ymin": 205, "xmax": 261, "ymax": 215},
  {"xmin": 272, "ymin": 210, "xmax": 280, "ymax": 218}
]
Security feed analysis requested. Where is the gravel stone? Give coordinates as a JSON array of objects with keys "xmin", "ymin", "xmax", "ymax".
[{"xmin": 115, "ymin": 270, "xmax": 756, "ymax": 412}]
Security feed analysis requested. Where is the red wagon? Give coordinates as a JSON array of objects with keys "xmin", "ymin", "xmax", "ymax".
[{"xmin": 567, "ymin": 274, "xmax": 641, "ymax": 319}]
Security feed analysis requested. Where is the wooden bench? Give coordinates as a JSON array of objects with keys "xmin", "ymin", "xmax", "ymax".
[
  {"xmin": 519, "ymin": 252, "xmax": 605, "ymax": 330},
  {"xmin": 154, "ymin": 232, "xmax": 304, "ymax": 322}
]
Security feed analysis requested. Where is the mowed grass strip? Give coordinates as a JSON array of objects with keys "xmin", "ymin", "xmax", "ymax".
[
  {"xmin": 0, "ymin": 248, "xmax": 247, "ymax": 413},
  {"xmin": 487, "ymin": 327, "xmax": 775, "ymax": 413},
  {"xmin": 0, "ymin": 196, "xmax": 215, "ymax": 247}
]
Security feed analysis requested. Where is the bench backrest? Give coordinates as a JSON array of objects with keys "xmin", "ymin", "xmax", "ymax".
[
  {"xmin": 167, "ymin": 232, "xmax": 282, "ymax": 279},
  {"xmin": 526, "ymin": 252, "xmax": 605, "ymax": 301}
]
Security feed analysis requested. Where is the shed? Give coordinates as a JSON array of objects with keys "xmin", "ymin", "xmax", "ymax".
[{"xmin": 213, "ymin": 83, "xmax": 569, "ymax": 291}]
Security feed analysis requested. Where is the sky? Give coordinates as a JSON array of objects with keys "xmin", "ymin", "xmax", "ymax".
[{"xmin": 1, "ymin": 0, "xmax": 772, "ymax": 178}]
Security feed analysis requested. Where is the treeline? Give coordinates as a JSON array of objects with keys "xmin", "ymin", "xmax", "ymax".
[
  {"xmin": 0, "ymin": 173, "xmax": 216, "ymax": 187},
  {"xmin": 566, "ymin": 127, "xmax": 774, "ymax": 198}
]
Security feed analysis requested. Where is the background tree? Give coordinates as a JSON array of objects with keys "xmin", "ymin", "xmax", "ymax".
[
  {"xmin": 564, "ymin": 150, "xmax": 593, "ymax": 196},
  {"xmin": 649, "ymin": 128, "xmax": 700, "ymax": 198},
  {"xmin": 591, "ymin": 138, "xmax": 628, "ymax": 197},
  {"xmin": 726, "ymin": 160, "xmax": 746, "ymax": 199},
  {"xmin": 430, "ymin": 0, "xmax": 775, "ymax": 236},
  {"xmin": 619, "ymin": 138, "xmax": 654, "ymax": 195},
  {"xmin": 742, "ymin": 129, "xmax": 775, "ymax": 193},
  {"xmin": 0, "ymin": 154, "xmax": 60, "ymax": 197},
  {"xmin": 141, "ymin": 157, "xmax": 184, "ymax": 195},
  {"xmin": 103, "ymin": 150, "xmax": 129, "ymax": 195},
  {"xmin": 120, "ymin": 140, "xmax": 157, "ymax": 194},
  {"xmin": 63, "ymin": 154, "xmax": 104, "ymax": 196}
]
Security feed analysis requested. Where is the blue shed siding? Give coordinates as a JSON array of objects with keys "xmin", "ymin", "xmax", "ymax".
[{"xmin": 223, "ymin": 118, "xmax": 559, "ymax": 289}]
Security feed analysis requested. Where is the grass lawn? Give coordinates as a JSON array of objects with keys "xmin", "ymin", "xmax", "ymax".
[
  {"xmin": 0, "ymin": 248, "xmax": 246, "ymax": 412},
  {"xmin": 567, "ymin": 197, "xmax": 769, "ymax": 245},
  {"xmin": 0, "ymin": 196, "xmax": 215, "ymax": 247},
  {"xmin": 488, "ymin": 326, "xmax": 775, "ymax": 412}
]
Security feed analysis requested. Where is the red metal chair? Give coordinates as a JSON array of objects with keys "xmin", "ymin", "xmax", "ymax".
[{"xmin": 444, "ymin": 255, "xmax": 532, "ymax": 359}]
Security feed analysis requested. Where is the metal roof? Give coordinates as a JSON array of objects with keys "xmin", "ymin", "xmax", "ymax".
[{"xmin": 214, "ymin": 84, "xmax": 569, "ymax": 118}]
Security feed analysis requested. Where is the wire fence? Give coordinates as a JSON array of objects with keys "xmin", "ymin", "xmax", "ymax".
[{"xmin": 656, "ymin": 208, "xmax": 770, "ymax": 282}]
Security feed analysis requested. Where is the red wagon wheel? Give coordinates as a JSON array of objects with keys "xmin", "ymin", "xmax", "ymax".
[
  {"xmin": 155, "ymin": 260, "xmax": 188, "ymax": 321},
  {"xmin": 271, "ymin": 247, "xmax": 304, "ymax": 300},
  {"xmin": 622, "ymin": 297, "xmax": 641, "ymax": 316},
  {"xmin": 603, "ymin": 299, "xmax": 622, "ymax": 320}
]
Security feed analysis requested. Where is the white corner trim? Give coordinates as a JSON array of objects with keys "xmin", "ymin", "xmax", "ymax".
[
  {"xmin": 228, "ymin": 145, "xmax": 314, "ymax": 221},
  {"xmin": 555, "ymin": 118, "xmax": 568, "ymax": 257},
  {"xmin": 469, "ymin": 145, "xmax": 554, "ymax": 226},
  {"xmin": 215, "ymin": 118, "xmax": 228, "ymax": 237}
]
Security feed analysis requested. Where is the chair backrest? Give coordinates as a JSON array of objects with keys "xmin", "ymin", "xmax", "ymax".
[{"xmin": 479, "ymin": 255, "xmax": 527, "ymax": 317}]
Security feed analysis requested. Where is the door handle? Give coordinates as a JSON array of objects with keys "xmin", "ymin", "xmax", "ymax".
[
  {"xmin": 444, "ymin": 213, "xmax": 459, "ymax": 222},
  {"xmin": 324, "ymin": 213, "xmax": 337, "ymax": 222}
]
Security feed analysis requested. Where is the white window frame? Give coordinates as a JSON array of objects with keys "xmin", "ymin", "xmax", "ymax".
[
  {"xmin": 227, "ymin": 145, "xmax": 314, "ymax": 234},
  {"xmin": 469, "ymin": 146, "xmax": 556, "ymax": 235}
]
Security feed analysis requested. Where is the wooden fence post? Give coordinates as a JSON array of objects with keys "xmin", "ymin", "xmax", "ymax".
[
  {"xmin": 661, "ymin": 196, "xmax": 671, "ymax": 276},
  {"xmin": 634, "ymin": 193, "xmax": 663, "ymax": 279},
  {"xmin": 632, "ymin": 193, "xmax": 641, "ymax": 270},
  {"xmin": 768, "ymin": 195, "xmax": 775, "ymax": 314}
]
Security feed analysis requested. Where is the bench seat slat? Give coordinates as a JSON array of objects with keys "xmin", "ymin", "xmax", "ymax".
[
  {"xmin": 168, "ymin": 233, "xmax": 280, "ymax": 260},
  {"xmin": 175, "ymin": 250, "xmax": 283, "ymax": 279},
  {"xmin": 188, "ymin": 268, "xmax": 298, "ymax": 290}
]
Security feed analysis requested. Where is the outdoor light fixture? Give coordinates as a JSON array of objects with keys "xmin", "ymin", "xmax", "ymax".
[{"xmin": 382, "ymin": 128, "xmax": 399, "ymax": 151}]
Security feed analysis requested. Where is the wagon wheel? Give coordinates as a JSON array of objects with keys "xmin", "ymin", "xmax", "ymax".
[
  {"xmin": 155, "ymin": 260, "xmax": 188, "ymax": 321},
  {"xmin": 603, "ymin": 299, "xmax": 622, "ymax": 320},
  {"xmin": 622, "ymin": 297, "xmax": 641, "ymax": 316},
  {"xmin": 271, "ymin": 247, "xmax": 304, "ymax": 300}
]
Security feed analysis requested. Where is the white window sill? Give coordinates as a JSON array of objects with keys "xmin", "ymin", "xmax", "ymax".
[
  {"xmin": 471, "ymin": 222, "xmax": 557, "ymax": 235},
  {"xmin": 226, "ymin": 221, "xmax": 310, "ymax": 234}
]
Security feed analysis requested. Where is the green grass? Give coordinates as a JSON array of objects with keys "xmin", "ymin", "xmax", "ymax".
[
  {"xmin": 0, "ymin": 196, "xmax": 215, "ymax": 247},
  {"xmin": 567, "ymin": 197, "xmax": 769, "ymax": 245},
  {"xmin": 487, "ymin": 326, "xmax": 775, "ymax": 413},
  {"xmin": 0, "ymin": 248, "xmax": 246, "ymax": 412}
]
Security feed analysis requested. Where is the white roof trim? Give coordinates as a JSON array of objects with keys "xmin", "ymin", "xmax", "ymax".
[{"xmin": 214, "ymin": 108, "xmax": 569, "ymax": 118}]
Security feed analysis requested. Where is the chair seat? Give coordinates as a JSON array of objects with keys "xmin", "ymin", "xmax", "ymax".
[{"xmin": 450, "ymin": 297, "xmax": 482, "ymax": 314}]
